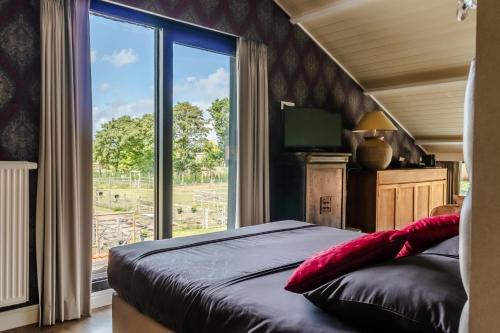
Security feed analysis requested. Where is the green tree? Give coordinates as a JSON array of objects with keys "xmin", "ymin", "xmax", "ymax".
[
  {"xmin": 93, "ymin": 101, "xmax": 227, "ymax": 180},
  {"xmin": 200, "ymin": 140, "xmax": 222, "ymax": 178},
  {"xmin": 173, "ymin": 102, "xmax": 209, "ymax": 181},
  {"xmin": 93, "ymin": 114, "xmax": 154, "ymax": 173},
  {"xmin": 207, "ymin": 98, "xmax": 230, "ymax": 164}
]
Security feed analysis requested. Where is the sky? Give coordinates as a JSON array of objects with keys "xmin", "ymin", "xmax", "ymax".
[{"xmin": 89, "ymin": 14, "xmax": 231, "ymax": 137}]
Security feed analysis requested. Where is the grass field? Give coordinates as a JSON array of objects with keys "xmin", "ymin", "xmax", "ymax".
[
  {"xmin": 94, "ymin": 182, "xmax": 228, "ymax": 213},
  {"xmin": 173, "ymin": 225, "xmax": 226, "ymax": 237}
]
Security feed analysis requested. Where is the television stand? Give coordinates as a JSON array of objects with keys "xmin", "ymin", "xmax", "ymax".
[
  {"xmin": 272, "ymin": 152, "xmax": 350, "ymax": 229},
  {"xmin": 305, "ymin": 153, "xmax": 350, "ymax": 229}
]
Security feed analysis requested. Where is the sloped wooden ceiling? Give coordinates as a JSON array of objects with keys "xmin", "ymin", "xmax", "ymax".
[{"xmin": 274, "ymin": 0, "xmax": 476, "ymax": 160}]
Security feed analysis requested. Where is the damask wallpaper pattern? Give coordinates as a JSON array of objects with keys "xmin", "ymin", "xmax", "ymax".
[
  {"xmin": 0, "ymin": 0, "xmax": 423, "ymax": 311},
  {"xmin": 0, "ymin": 0, "xmax": 40, "ymax": 311},
  {"xmin": 0, "ymin": 0, "xmax": 39, "ymax": 161}
]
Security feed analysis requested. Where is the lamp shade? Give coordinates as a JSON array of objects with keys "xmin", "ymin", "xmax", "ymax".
[{"xmin": 353, "ymin": 111, "xmax": 398, "ymax": 132}]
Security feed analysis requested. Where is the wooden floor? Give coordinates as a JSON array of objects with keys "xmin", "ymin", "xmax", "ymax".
[{"xmin": 5, "ymin": 306, "xmax": 112, "ymax": 333}]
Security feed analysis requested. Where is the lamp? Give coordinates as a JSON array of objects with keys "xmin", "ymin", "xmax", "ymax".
[{"xmin": 353, "ymin": 111, "xmax": 398, "ymax": 170}]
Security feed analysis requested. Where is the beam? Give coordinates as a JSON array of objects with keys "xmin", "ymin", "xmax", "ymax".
[
  {"xmin": 289, "ymin": 0, "xmax": 370, "ymax": 24},
  {"xmin": 365, "ymin": 77, "xmax": 467, "ymax": 95},
  {"xmin": 433, "ymin": 152, "xmax": 464, "ymax": 162},
  {"xmin": 364, "ymin": 67, "xmax": 469, "ymax": 95},
  {"xmin": 415, "ymin": 137, "xmax": 463, "ymax": 145}
]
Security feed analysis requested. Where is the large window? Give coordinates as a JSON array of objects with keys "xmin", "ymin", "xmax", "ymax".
[{"xmin": 89, "ymin": 1, "xmax": 237, "ymax": 287}]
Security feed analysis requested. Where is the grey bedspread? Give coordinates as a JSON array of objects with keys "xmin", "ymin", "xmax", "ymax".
[{"xmin": 108, "ymin": 220, "xmax": 365, "ymax": 333}]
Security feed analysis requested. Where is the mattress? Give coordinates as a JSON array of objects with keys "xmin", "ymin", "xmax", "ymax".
[{"xmin": 108, "ymin": 220, "xmax": 366, "ymax": 333}]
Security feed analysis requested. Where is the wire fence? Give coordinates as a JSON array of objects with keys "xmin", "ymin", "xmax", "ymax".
[
  {"xmin": 93, "ymin": 168, "xmax": 228, "ymax": 187},
  {"xmin": 92, "ymin": 171, "xmax": 229, "ymax": 265}
]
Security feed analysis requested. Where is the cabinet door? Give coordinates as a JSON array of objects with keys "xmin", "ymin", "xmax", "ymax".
[
  {"xmin": 395, "ymin": 185, "xmax": 415, "ymax": 229},
  {"xmin": 306, "ymin": 164, "xmax": 344, "ymax": 228},
  {"xmin": 377, "ymin": 187, "xmax": 396, "ymax": 230},
  {"xmin": 430, "ymin": 181, "xmax": 446, "ymax": 211},
  {"xmin": 415, "ymin": 184, "xmax": 431, "ymax": 219}
]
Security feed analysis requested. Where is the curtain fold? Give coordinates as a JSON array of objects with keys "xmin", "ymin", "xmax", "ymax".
[
  {"xmin": 459, "ymin": 59, "xmax": 475, "ymax": 333},
  {"xmin": 437, "ymin": 161, "xmax": 462, "ymax": 204},
  {"xmin": 37, "ymin": 0, "xmax": 92, "ymax": 326},
  {"xmin": 236, "ymin": 38, "xmax": 270, "ymax": 228}
]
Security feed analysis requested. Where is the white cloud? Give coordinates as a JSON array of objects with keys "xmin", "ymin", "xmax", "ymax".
[
  {"xmin": 93, "ymin": 98, "xmax": 154, "ymax": 133},
  {"xmin": 92, "ymin": 68, "xmax": 230, "ymax": 137},
  {"xmin": 102, "ymin": 48, "xmax": 138, "ymax": 67},
  {"xmin": 173, "ymin": 67, "xmax": 230, "ymax": 111},
  {"xmin": 90, "ymin": 50, "xmax": 97, "ymax": 63},
  {"xmin": 99, "ymin": 82, "xmax": 111, "ymax": 91}
]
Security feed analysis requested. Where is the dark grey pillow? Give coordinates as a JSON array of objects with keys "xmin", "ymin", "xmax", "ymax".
[
  {"xmin": 304, "ymin": 249, "xmax": 466, "ymax": 333},
  {"xmin": 422, "ymin": 235, "xmax": 459, "ymax": 258}
]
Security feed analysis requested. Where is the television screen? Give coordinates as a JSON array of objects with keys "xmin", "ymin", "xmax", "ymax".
[{"xmin": 284, "ymin": 107, "xmax": 342, "ymax": 150}]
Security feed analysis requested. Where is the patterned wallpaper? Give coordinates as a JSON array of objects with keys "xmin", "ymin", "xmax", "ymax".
[
  {"xmin": 0, "ymin": 0, "xmax": 39, "ymax": 161},
  {"xmin": 0, "ymin": 0, "xmax": 423, "ymax": 310},
  {"xmin": 0, "ymin": 0, "xmax": 40, "ymax": 311}
]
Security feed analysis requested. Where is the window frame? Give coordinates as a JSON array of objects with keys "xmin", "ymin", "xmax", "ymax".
[{"xmin": 90, "ymin": 0, "xmax": 237, "ymax": 241}]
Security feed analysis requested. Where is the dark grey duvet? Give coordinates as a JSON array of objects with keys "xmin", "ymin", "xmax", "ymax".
[
  {"xmin": 108, "ymin": 221, "xmax": 365, "ymax": 332},
  {"xmin": 108, "ymin": 220, "xmax": 463, "ymax": 333}
]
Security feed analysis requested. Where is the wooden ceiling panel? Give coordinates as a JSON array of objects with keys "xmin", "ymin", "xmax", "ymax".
[
  {"xmin": 275, "ymin": 0, "xmax": 476, "ymax": 155},
  {"xmin": 302, "ymin": 2, "xmax": 475, "ymax": 84},
  {"xmin": 374, "ymin": 81, "xmax": 467, "ymax": 138}
]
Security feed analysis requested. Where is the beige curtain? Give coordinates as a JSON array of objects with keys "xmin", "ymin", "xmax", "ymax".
[
  {"xmin": 37, "ymin": 0, "xmax": 93, "ymax": 326},
  {"xmin": 236, "ymin": 39, "xmax": 270, "ymax": 227},
  {"xmin": 437, "ymin": 161, "xmax": 461, "ymax": 204},
  {"xmin": 459, "ymin": 59, "xmax": 475, "ymax": 333}
]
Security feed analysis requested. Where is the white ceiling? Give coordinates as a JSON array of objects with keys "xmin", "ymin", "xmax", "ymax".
[{"xmin": 274, "ymin": 0, "xmax": 477, "ymax": 159}]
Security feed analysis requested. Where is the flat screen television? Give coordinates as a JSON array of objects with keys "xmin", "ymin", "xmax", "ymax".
[{"xmin": 284, "ymin": 107, "xmax": 342, "ymax": 150}]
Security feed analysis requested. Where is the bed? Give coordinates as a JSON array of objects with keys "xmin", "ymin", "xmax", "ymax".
[{"xmin": 108, "ymin": 220, "xmax": 465, "ymax": 333}]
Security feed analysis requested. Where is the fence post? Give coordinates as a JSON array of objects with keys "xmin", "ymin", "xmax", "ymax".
[
  {"xmin": 132, "ymin": 214, "xmax": 136, "ymax": 243},
  {"xmin": 203, "ymin": 208, "xmax": 209, "ymax": 229},
  {"xmin": 117, "ymin": 217, "xmax": 121, "ymax": 245},
  {"xmin": 95, "ymin": 216, "xmax": 100, "ymax": 253}
]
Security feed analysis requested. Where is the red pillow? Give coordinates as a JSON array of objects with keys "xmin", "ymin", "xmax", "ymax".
[
  {"xmin": 284, "ymin": 230, "xmax": 408, "ymax": 293},
  {"xmin": 396, "ymin": 214, "xmax": 460, "ymax": 258}
]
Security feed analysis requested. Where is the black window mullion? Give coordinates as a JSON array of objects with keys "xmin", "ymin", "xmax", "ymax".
[
  {"xmin": 227, "ymin": 57, "xmax": 237, "ymax": 230},
  {"xmin": 157, "ymin": 30, "xmax": 174, "ymax": 239}
]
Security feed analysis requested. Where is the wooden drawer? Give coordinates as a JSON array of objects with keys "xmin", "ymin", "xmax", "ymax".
[{"xmin": 377, "ymin": 169, "xmax": 447, "ymax": 185}]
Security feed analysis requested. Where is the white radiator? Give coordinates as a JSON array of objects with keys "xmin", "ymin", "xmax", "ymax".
[{"xmin": 0, "ymin": 162, "xmax": 37, "ymax": 307}]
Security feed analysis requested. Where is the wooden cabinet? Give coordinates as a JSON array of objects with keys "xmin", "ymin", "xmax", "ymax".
[
  {"xmin": 305, "ymin": 154, "xmax": 350, "ymax": 229},
  {"xmin": 347, "ymin": 169, "xmax": 447, "ymax": 232}
]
